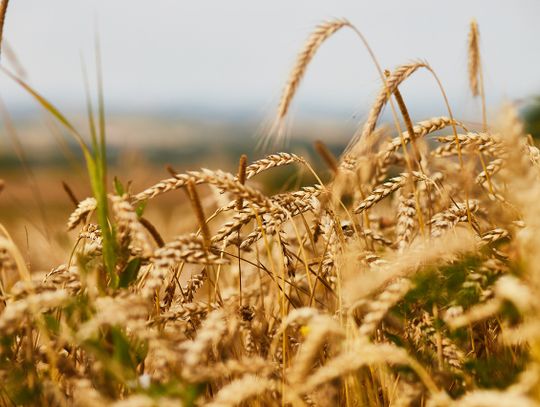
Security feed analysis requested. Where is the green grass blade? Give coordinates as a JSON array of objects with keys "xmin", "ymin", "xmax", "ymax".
[
  {"xmin": 1, "ymin": 66, "xmax": 92, "ymax": 161},
  {"xmin": 81, "ymin": 55, "xmax": 98, "ymax": 154},
  {"xmin": 93, "ymin": 34, "xmax": 117, "ymax": 286}
]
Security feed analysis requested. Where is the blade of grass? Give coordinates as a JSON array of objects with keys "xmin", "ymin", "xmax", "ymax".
[
  {"xmin": 93, "ymin": 34, "xmax": 118, "ymax": 286},
  {"xmin": 0, "ymin": 66, "xmax": 92, "ymax": 160},
  {"xmin": 81, "ymin": 55, "xmax": 98, "ymax": 154},
  {"xmin": 1, "ymin": 63, "xmax": 118, "ymax": 287}
]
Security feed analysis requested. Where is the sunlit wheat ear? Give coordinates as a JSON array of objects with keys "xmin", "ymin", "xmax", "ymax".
[
  {"xmin": 181, "ymin": 269, "xmax": 207, "ymax": 303},
  {"xmin": 143, "ymin": 233, "xmax": 227, "ymax": 300},
  {"xmin": 353, "ymin": 173, "xmax": 413, "ymax": 214},
  {"xmin": 212, "ymin": 185, "xmax": 321, "ymax": 245},
  {"xmin": 67, "ymin": 197, "xmax": 97, "ymax": 231},
  {"xmin": 345, "ymin": 62, "xmax": 429, "ymax": 156},
  {"xmin": 43, "ymin": 265, "xmax": 82, "ymax": 295},
  {"xmin": 476, "ymin": 158, "xmax": 504, "ymax": 186},
  {"xmin": 110, "ymin": 194, "xmax": 153, "ymax": 258},
  {"xmin": 244, "ymin": 152, "xmax": 306, "ymax": 179},
  {"xmin": 263, "ymin": 19, "xmax": 351, "ymax": 147},
  {"xmin": 375, "ymin": 116, "xmax": 468, "ymax": 171},
  {"xmin": 364, "ymin": 62, "xmax": 427, "ymax": 139},
  {"xmin": 468, "ymin": 19, "xmax": 480, "ymax": 97},
  {"xmin": 396, "ymin": 192, "xmax": 416, "ymax": 252}
]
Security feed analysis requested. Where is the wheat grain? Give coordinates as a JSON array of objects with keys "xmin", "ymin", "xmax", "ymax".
[
  {"xmin": 143, "ymin": 234, "xmax": 227, "ymax": 299},
  {"xmin": 480, "ymin": 228, "xmax": 509, "ymax": 246}
]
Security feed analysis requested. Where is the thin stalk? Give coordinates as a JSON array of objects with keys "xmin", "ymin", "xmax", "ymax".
[{"xmin": 94, "ymin": 39, "xmax": 117, "ymax": 285}]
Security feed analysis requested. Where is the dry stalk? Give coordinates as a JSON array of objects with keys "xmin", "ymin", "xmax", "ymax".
[{"xmin": 185, "ymin": 179, "xmax": 211, "ymax": 248}]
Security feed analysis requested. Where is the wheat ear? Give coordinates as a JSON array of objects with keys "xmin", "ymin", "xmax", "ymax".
[
  {"xmin": 268, "ymin": 19, "xmax": 350, "ymax": 146},
  {"xmin": 468, "ymin": 19, "xmax": 480, "ymax": 97},
  {"xmin": 276, "ymin": 19, "xmax": 350, "ymax": 123},
  {"xmin": 348, "ymin": 62, "xmax": 428, "ymax": 153}
]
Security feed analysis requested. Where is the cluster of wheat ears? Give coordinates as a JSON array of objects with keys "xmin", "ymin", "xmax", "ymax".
[{"xmin": 1, "ymin": 14, "xmax": 540, "ymax": 407}]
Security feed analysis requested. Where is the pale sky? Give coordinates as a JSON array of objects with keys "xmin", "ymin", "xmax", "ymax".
[{"xmin": 0, "ymin": 0, "xmax": 539, "ymax": 119}]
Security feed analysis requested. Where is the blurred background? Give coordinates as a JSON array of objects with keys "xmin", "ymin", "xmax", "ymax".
[{"xmin": 0, "ymin": 0, "xmax": 539, "ymax": 270}]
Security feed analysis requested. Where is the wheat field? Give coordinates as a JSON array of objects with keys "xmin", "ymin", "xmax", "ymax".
[{"xmin": 1, "ymin": 7, "xmax": 540, "ymax": 407}]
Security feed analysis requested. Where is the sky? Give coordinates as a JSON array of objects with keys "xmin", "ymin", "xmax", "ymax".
[{"xmin": 0, "ymin": 0, "xmax": 539, "ymax": 120}]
